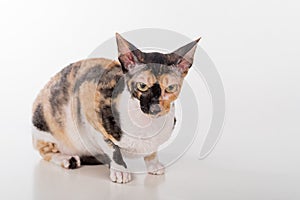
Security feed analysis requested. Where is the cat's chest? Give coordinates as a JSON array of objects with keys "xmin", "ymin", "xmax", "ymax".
[{"xmin": 115, "ymin": 89, "xmax": 175, "ymax": 156}]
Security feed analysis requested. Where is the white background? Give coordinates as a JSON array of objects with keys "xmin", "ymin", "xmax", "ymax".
[{"xmin": 0, "ymin": 0, "xmax": 299, "ymax": 199}]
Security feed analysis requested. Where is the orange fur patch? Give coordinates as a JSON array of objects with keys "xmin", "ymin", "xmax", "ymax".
[
  {"xmin": 144, "ymin": 152, "xmax": 157, "ymax": 161},
  {"xmin": 35, "ymin": 140, "xmax": 59, "ymax": 161}
]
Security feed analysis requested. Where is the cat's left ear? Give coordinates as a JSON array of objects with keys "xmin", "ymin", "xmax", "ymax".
[
  {"xmin": 172, "ymin": 37, "xmax": 201, "ymax": 76},
  {"xmin": 116, "ymin": 33, "xmax": 144, "ymax": 72}
]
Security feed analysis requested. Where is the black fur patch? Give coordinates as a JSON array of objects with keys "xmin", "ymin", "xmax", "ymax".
[
  {"xmin": 99, "ymin": 67, "xmax": 123, "ymax": 86},
  {"xmin": 68, "ymin": 157, "xmax": 78, "ymax": 169},
  {"xmin": 32, "ymin": 104, "xmax": 50, "ymax": 132},
  {"xmin": 140, "ymin": 83, "xmax": 161, "ymax": 114},
  {"xmin": 73, "ymin": 65, "xmax": 105, "ymax": 93},
  {"xmin": 142, "ymin": 52, "xmax": 177, "ymax": 65},
  {"xmin": 76, "ymin": 96, "xmax": 82, "ymax": 122},
  {"xmin": 100, "ymin": 104, "xmax": 122, "ymax": 141},
  {"xmin": 130, "ymin": 81, "xmax": 139, "ymax": 99},
  {"xmin": 96, "ymin": 68, "xmax": 125, "ymax": 141},
  {"xmin": 99, "ymin": 87, "xmax": 114, "ymax": 99},
  {"xmin": 99, "ymin": 75, "xmax": 125, "ymax": 98},
  {"xmin": 112, "ymin": 76, "xmax": 125, "ymax": 97},
  {"xmin": 173, "ymin": 117, "xmax": 177, "ymax": 129},
  {"xmin": 112, "ymin": 144, "xmax": 127, "ymax": 168},
  {"xmin": 122, "ymin": 51, "xmax": 177, "ymax": 66},
  {"xmin": 49, "ymin": 64, "xmax": 73, "ymax": 124},
  {"xmin": 80, "ymin": 154, "xmax": 111, "ymax": 166},
  {"xmin": 149, "ymin": 64, "xmax": 176, "ymax": 76},
  {"xmin": 71, "ymin": 62, "xmax": 81, "ymax": 77}
]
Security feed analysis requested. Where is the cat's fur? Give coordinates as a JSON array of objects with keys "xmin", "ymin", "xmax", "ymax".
[{"xmin": 32, "ymin": 33, "xmax": 200, "ymax": 183}]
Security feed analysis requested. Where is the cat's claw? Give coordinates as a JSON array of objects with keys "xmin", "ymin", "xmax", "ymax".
[
  {"xmin": 147, "ymin": 162, "xmax": 165, "ymax": 175},
  {"xmin": 110, "ymin": 168, "xmax": 132, "ymax": 183}
]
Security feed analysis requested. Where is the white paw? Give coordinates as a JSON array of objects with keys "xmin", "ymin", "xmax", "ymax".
[
  {"xmin": 62, "ymin": 156, "xmax": 81, "ymax": 169},
  {"xmin": 147, "ymin": 162, "xmax": 165, "ymax": 175},
  {"xmin": 110, "ymin": 168, "xmax": 132, "ymax": 184}
]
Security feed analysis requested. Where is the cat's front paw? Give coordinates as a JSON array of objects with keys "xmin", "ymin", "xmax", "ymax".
[
  {"xmin": 109, "ymin": 168, "xmax": 132, "ymax": 184},
  {"xmin": 147, "ymin": 162, "xmax": 165, "ymax": 175}
]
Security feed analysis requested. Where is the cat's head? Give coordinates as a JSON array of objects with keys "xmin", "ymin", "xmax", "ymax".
[{"xmin": 116, "ymin": 33, "xmax": 200, "ymax": 117}]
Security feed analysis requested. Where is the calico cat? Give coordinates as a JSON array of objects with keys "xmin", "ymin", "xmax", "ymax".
[{"xmin": 32, "ymin": 33, "xmax": 200, "ymax": 183}]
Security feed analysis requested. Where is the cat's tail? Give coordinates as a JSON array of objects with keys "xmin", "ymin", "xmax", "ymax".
[{"xmin": 80, "ymin": 155, "xmax": 110, "ymax": 166}]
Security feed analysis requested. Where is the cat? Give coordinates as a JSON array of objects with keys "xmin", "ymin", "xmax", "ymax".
[{"xmin": 32, "ymin": 33, "xmax": 200, "ymax": 183}]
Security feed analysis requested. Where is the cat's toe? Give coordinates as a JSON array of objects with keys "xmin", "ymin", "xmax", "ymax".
[
  {"xmin": 147, "ymin": 162, "xmax": 165, "ymax": 175},
  {"xmin": 110, "ymin": 168, "xmax": 132, "ymax": 184}
]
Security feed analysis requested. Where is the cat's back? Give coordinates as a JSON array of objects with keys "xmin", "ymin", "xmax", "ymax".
[{"xmin": 32, "ymin": 58, "xmax": 122, "ymax": 134}]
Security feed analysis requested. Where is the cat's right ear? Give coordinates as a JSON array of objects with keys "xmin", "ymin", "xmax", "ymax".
[{"xmin": 116, "ymin": 33, "xmax": 144, "ymax": 72}]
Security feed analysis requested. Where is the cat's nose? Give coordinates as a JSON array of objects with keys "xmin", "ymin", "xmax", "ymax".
[{"xmin": 149, "ymin": 104, "xmax": 161, "ymax": 115}]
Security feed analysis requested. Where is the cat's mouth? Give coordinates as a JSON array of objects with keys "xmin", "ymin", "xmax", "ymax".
[{"xmin": 140, "ymin": 104, "xmax": 166, "ymax": 118}]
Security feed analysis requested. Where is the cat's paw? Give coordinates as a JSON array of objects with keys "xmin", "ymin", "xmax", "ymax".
[
  {"xmin": 110, "ymin": 168, "xmax": 132, "ymax": 184},
  {"xmin": 147, "ymin": 162, "xmax": 165, "ymax": 175},
  {"xmin": 62, "ymin": 156, "xmax": 81, "ymax": 169}
]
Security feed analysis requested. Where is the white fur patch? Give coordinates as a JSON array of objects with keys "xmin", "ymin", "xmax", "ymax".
[
  {"xmin": 116, "ymin": 88, "xmax": 175, "ymax": 157},
  {"xmin": 65, "ymin": 102, "xmax": 106, "ymax": 156},
  {"xmin": 32, "ymin": 126, "xmax": 57, "ymax": 148},
  {"xmin": 146, "ymin": 162, "xmax": 165, "ymax": 175},
  {"xmin": 51, "ymin": 154, "xmax": 81, "ymax": 169},
  {"xmin": 110, "ymin": 168, "xmax": 132, "ymax": 183}
]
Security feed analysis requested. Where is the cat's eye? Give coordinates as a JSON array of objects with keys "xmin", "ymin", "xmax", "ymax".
[
  {"xmin": 165, "ymin": 84, "xmax": 178, "ymax": 93},
  {"xmin": 136, "ymin": 82, "xmax": 149, "ymax": 92}
]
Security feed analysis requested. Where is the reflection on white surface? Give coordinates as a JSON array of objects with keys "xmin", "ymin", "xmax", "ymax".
[
  {"xmin": 0, "ymin": 135, "xmax": 299, "ymax": 200},
  {"xmin": 33, "ymin": 160, "xmax": 166, "ymax": 200},
  {"xmin": 30, "ymin": 156, "xmax": 300, "ymax": 200}
]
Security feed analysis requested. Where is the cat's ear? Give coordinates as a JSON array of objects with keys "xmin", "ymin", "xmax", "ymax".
[
  {"xmin": 116, "ymin": 33, "xmax": 144, "ymax": 72},
  {"xmin": 172, "ymin": 37, "xmax": 201, "ymax": 76}
]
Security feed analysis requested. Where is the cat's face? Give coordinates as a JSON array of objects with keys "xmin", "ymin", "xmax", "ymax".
[
  {"xmin": 125, "ymin": 63, "xmax": 183, "ymax": 116},
  {"xmin": 116, "ymin": 33, "xmax": 200, "ymax": 117}
]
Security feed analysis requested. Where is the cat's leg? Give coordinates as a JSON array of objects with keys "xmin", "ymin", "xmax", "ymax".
[
  {"xmin": 32, "ymin": 128, "xmax": 81, "ymax": 169},
  {"xmin": 35, "ymin": 139, "xmax": 81, "ymax": 169},
  {"xmin": 101, "ymin": 141, "xmax": 131, "ymax": 183},
  {"xmin": 144, "ymin": 152, "xmax": 165, "ymax": 175}
]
